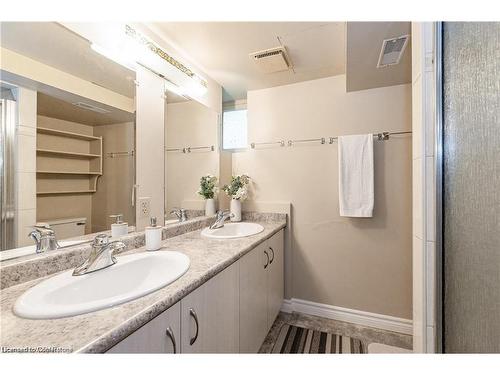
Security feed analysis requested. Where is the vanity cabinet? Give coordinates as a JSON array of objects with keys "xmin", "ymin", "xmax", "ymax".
[
  {"xmin": 239, "ymin": 241, "xmax": 269, "ymax": 353},
  {"xmin": 267, "ymin": 229, "xmax": 284, "ymax": 330},
  {"xmin": 203, "ymin": 261, "xmax": 240, "ymax": 353},
  {"xmin": 239, "ymin": 230, "xmax": 285, "ymax": 352},
  {"xmin": 181, "ymin": 261, "xmax": 240, "ymax": 353},
  {"xmin": 107, "ymin": 302, "xmax": 180, "ymax": 353},
  {"xmin": 107, "ymin": 229, "xmax": 283, "ymax": 354}
]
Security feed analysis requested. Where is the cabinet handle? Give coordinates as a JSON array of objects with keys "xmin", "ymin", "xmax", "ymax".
[
  {"xmin": 264, "ymin": 250, "xmax": 270, "ymax": 269},
  {"xmin": 165, "ymin": 326, "xmax": 177, "ymax": 354},
  {"xmin": 189, "ymin": 308, "xmax": 199, "ymax": 345},
  {"xmin": 269, "ymin": 246, "xmax": 275, "ymax": 264}
]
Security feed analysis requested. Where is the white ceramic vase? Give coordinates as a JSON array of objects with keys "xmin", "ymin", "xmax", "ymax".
[
  {"xmin": 205, "ymin": 198, "xmax": 216, "ymax": 216},
  {"xmin": 230, "ymin": 199, "xmax": 242, "ymax": 222}
]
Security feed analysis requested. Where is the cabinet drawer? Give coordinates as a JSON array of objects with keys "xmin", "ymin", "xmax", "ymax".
[{"xmin": 107, "ymin": 301, "xmax": 180, "ymax": 353}]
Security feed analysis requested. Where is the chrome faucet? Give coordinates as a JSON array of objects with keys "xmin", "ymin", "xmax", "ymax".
[
  {"xmin": 28, "ymin": 224, "xmax": 59, "ymax": 254},
  {"xmin": 170, "ymin": 208, "xmax": 188, "ymax": 222},
  {"xmin": 72, "ymin": 234, "xmax": 125, "ymax": 276},
  {"xmin": 209, "ymin": 210, "xmax": 234, "ymax": 230}
]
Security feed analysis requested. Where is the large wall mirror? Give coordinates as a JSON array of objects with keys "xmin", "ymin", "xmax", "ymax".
[
  {"xmin": 164, "ymin": 88, "xmax": 219, "ymax": 224},
  {"xmin": 0, "ymin": 22, "xmax": 137, "ymax": 260}
]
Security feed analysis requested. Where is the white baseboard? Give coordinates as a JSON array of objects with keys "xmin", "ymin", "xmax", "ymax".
[{"xmin": 281, "ymin": 298, "xmax": 413, "ymax": 335}]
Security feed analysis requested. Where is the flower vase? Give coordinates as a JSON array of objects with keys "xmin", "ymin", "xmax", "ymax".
[
  {"xmin": 205, "ymin": 198, "xmax": 216, "ymax": 216},
  {"xmin": 230, "ymin": 199, "xmax": 242, "ymax": 222}
]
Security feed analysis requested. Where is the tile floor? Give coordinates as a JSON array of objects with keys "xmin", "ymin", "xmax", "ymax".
[{"xmin": 259, "ymin": 312, "xmax": 413, "ymax": 353}]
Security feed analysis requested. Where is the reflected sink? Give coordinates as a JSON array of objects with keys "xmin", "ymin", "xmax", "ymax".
[
  {"xmin": 201, "ymin": 222, "xmax": 264, "ymax": 239},
  {"xmin": 14, "ymin": 251, "xmax": 190, "ymax": 319}
]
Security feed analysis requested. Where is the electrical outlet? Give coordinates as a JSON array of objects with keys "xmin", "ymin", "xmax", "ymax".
[{"xmin": 138, "ymin": 197, "xmax": 151, "ymax": 218}]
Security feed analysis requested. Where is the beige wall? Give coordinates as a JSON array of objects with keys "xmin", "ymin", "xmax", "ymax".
[
  {"xmin": 92, "ymin": 122, "xmax": 135, "ymax": 233},
  {"xmin": 165, "ymin": 100, "xmax": 219, "ymax": 213},
  {"xmin": 233, "ymin": 75, "xmax": 413, "ymax": 319}
]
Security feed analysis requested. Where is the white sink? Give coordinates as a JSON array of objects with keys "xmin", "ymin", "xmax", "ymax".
[
  {"xmin": 0, "ymin": 240, "xmax": 87, "ymax": 262},
  {"xmin": 201, "ymin": 222, "xmax": 264, "ymax": 239},
  {"xmin": 14, "ymin": 251, "xmax": 190, "ymax": 319}
]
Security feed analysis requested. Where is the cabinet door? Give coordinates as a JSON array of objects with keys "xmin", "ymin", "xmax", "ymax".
[
  {"xmin": 239, "ymin": 242, "xmax": 269, "ymax": 353},
  {"xmin": 203, "ymin": 261, "xmax": 240, "ymax": 353},
  {"xmin": 267, "ymin": 230, "xmax": 284, "ymax": 329},
  {"xmin": 107, "ymin": 302, "xmax": 180, "ymax": 353},
  {"xmin": 180, "ymin": 283, "xmax": 206, "ymax": 353}
]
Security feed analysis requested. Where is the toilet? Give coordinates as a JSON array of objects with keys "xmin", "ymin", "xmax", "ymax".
[{"xmin": 45, "ymin": 217, "xmax": 87, "ymax": 240}]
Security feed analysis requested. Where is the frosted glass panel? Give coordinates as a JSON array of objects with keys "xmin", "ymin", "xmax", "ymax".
[
  {"xmin": 223, "ymin": 109, "xmax": 247, "ymax": 149},
  {"xmin": 443, "ymin": 22, "xmax": 500, "ymax": 353}
]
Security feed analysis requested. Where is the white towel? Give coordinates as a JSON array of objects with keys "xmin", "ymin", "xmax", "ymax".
[{"xmin": 338, "ymin": 134, "xmax": 374, "ymax": 217}]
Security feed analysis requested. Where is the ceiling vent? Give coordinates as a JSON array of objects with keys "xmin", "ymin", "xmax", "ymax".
[
  {"xmin": 72, "ymin": 102, "xmax": 111, "ymax": 114},
  {"xmin": 249, "ymin": 46, "xmax": 292, "ymax": 73},
  {"xmin": 377, "ymin": 35, "xmax": 410, "ymax": 68}
]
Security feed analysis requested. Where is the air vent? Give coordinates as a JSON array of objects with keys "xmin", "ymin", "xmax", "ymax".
[
  {"xmin": 249, "ymin": 46, "xmax": 292, "ymax": 73},
  {"xmin": 377, "ymin": 35, "xmax": 410, "ymax": 68},
  {"xmin": 72, "ymin": 102, "xmax": 111, "ymax": 114}
]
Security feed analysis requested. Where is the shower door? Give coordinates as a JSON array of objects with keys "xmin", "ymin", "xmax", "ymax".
[
  {"xmin": 0, "ymin": 92, "xmax": 17, "ymax": 251},
  {"xmin": 441, "ymin": 22, "xmax": 500, "ymax": 353}
]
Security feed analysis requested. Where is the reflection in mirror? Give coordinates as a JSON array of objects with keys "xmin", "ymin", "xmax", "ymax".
[
  {"xmin": 164, "ymin": 90, "xmax": 219, "ymax": 225},
  {"xmin": 0, "ymin": 22, "xmax": 136, "ymax": 261}
]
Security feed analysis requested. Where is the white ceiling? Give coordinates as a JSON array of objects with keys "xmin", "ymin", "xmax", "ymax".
[
  {"xmin": 0, "ymin": 22, "xmax": 135, "ymax": 98},
  {"xmin": 346, "ymin": 22, "xmax": 411, "ymax": 92},
  {"xmin": 151, "ymin": 22, "xmax": 346, "ymax": 101},
  {"xmin": 37, "ymin": 92, "xmax": 135, "ymax": 126}
]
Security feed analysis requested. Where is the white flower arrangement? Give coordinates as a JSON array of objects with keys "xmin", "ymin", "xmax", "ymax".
[
  {"xmin": 223, "ymin": 174, "xmax": 250, "ymax": 201},
  {"xmin": 197, "ymin": 175, "xmax": 218, "ymax": 200}
]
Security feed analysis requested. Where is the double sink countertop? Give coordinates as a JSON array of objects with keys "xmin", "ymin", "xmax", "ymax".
[{"xmin": 0, "ymin": 213, "xmax": 286, "ymax": 353}]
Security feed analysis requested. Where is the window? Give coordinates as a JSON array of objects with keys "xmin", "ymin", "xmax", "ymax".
[{"xmin": 222, "ymin": 108, "xmax": 247, "ymax": 150}]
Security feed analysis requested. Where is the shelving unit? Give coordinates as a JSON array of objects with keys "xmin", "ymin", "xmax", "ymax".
[{"xmin": 36, "ymin": 126, "xmax": 102, "ymax": 196}]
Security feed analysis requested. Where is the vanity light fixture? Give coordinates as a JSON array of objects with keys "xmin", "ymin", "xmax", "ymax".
[
  {"xmin": 90, "ymin": 42, "xmax": 137, "ymax": 71},
  {"xmin": 124, "ymin": 25, "xmax": 208, "ymax": 98},
  {"xmin": 91, "ymin": 25, "xmax": 208, "ymax": 99}
]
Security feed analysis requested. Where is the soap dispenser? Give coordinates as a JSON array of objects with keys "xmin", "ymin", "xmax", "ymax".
[
  {"xmin": 110, "ymin": 214, "xmax": 128, "ymax": 238},
  {"xmin": 145, "ymin": 217, "xmax": 162, "ymax": 251}
]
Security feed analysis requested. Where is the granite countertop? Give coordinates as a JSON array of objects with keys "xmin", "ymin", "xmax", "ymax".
[{"xmin": 0, "ymin": 218, "xmax": 286, "ymax": 353}]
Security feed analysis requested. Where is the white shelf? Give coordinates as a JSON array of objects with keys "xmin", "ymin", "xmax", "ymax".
[
  {"xmin": 37, "ymin": 148, "xmax": 101, "ymax": 159},
  {"xmin": 36, "ymin": 189, "xmax": 97, "ymax": 196},
  {"xmin": 37, "ymin": 170, "xmax": 101, "ymax": 175},
  {"xmin": 37, "ymin": 127, "xmax": 101, "ymax": 141}
]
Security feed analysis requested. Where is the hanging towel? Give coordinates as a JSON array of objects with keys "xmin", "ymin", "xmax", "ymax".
[{"xmin": 338, "ymin": 134, "xmax": 374, "ymax": 217}]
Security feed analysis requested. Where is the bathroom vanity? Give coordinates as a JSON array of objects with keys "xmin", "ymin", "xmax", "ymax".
[
  {"xmin": 0, "ymin": 214, "xmax": 286, "ymax": 353},
  {"xmin": 108, "ymin": 229, "xmax": 283, "ymax": 353}
]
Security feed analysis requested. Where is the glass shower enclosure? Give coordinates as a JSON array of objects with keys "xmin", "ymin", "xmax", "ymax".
[
  {"xmin": 439, "ymin": 22, "xmax": 500, "ymax": 353},
  {"xmin": 0, "ymin": 85, "xmax": 17, "ymax": 251}
]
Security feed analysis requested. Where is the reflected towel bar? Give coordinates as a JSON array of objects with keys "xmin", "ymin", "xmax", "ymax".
[
  {"xmin": 106, "ymin": 151, "xmax": 134, "ymax": 158},
  {"xmin": 250, "ymin": 140, "xmax": 285, "ymax": 149},
  {"xmin": 186, "ymin": 145, "xmax": 215, "ymax": 153},
  {"xmin": 166, "ymin": 147, "xmax": 186, "ymax": 153}
]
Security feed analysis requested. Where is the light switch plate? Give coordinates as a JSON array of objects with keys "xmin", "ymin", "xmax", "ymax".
[{"xmin": 138, "ymin": 197, "xmax": 151, "ymax": 218}]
